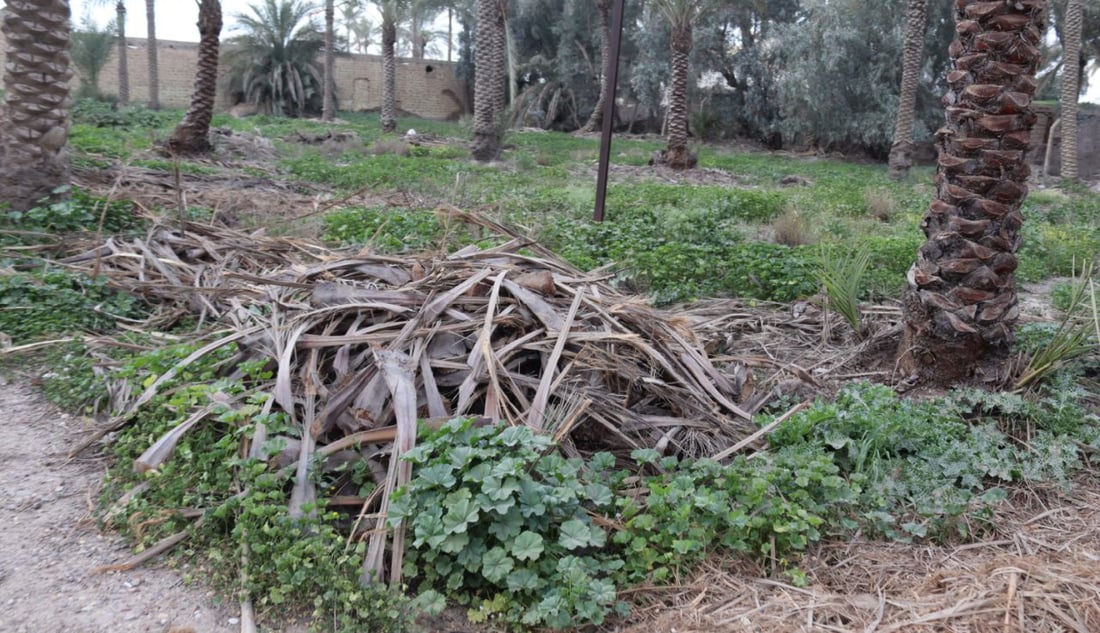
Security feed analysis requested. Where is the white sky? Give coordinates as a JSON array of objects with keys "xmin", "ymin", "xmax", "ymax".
[{"xmin": 71, "ymin": 1, "xmax": 1100, "ymax": 104}]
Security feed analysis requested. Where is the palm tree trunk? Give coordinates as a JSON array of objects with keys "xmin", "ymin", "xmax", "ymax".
[
  {"xmin": 664, "ymin": 22, "xmax": 694, "ymax": 170},
  {"xmin": 471, "ymin": 0, "xmax": 506, "ymax": 162},
  {"xmin": 116, "ymin": 1, "xmax": 129, "ymax": 104},
  {"xmin": 166, "ymin": 0, "xmax": 221, "ymax": 155},
  {"xmin": 1060, "ymin": 0, "xmax": 1083, "ymax": 182},
  {"xmin": 146, "ymin": 0, "xmax": 159, "ymax": 109},
  {"xmin": 0, "ymin": 0, "xmax": 73, "ymax": 212},
  {"xmin": 580, "ymin": 0, "xmax": 613, "ymax": 133},
  {"xmin": 381, "ymin": 18, "xmax": 397, "ymax": 133},
  {"xmin": 888, "ymin": 0, "xmax": 927, "ymax": 181},
  {"xmin": 898, "ymin": 0, "xmax": 1047, "ymax": 384},
  {"xmin": 322, "ymin": 0, "xmax": 336, "ymax": 122}
]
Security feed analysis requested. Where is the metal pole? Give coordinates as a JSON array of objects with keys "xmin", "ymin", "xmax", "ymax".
[{"xmin": 593, "ymin": 0, "xmax": 626, "ymax": 223}]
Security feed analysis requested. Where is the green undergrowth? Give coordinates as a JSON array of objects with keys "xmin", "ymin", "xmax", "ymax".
[
  {"xmin": 63, "ymin": 329, "xmax": 1100, "ymax": 631},
  {"xmin": 0, "ymin": 268, "xmax": 145, "ymax": 344}
]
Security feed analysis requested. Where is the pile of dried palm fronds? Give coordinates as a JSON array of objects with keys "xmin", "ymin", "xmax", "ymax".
[{"xmin": 60, "ymin": 210, "xmax": 819, "ymax": 581}]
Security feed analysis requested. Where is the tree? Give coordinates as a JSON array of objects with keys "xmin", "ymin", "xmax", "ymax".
[
  {"xmin": 166, "ymin": 0, "xmax": 222, "ymax": 154},
  {"xmin": 71, "ymin": 15, "xmax": 117, "ymax": 99},
  {"xmin": 0, "ymin": 0, "xmax": 73, "ymax": 213},
  {"xmin": 651, "ymin": 0, "xmax": 708, "ymax": 170},
  {"xmin": 898, "ymin": 0, "xmax": 1047, "ymax": 384},
  {"xmin": 146, "ymin": 0, "xmax": 159, "ymax": 108},
  {"xmin": 471, "ymin": 0, "xmax": 507, "ymax": 161},
  {"xmin": 888, "ymin": 0, "xmax": 928, "ymax": 180},
  {"xmin": 1060, "ymin": 0, "xmax": 1083, "ymax": 182},
  {"xmin": 579, "ymin": 0, "xmax": 612, "ymax": 133},
  {"xmin": 223, "ymin": 0, "xmax": 324, "ymax": 117},
  {"xmin": 323, "ymin": 0, "xmax": 336, "ymax": 121},
  {"xmin": 377, "ymin": 0, "xmax": 403, "ymax": 132},
  {"xmin": 92, "ymin": 0, "xmax": 130, "ymax": 103}
]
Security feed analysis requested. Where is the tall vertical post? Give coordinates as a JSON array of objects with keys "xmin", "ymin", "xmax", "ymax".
[{"xmin": 593, "ymin": 0, "xmax": 626, "ymax": 223}]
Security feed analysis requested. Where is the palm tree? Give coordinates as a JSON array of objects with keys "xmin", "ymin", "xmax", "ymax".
[
  {"xmin": 0, "ymin": 0, "xmax": 73, "ymax": 212},
  {"xmin": 1060, "ymin": 0, "xmax": 1083, "ymax": 182},
  {"xmin": 71, "ymin": 15, "xmax": 117, "ymax": 99},
  {"xmin": 652, "ymin": 0, "xmax": 708, "ymax": 170},
  {"xmin": 898, "ymin": 0, "xmax": 1047, "ymax": 384},
  {"xmin": 323, "ymin": 0, "xmax": 336, "ymax": 121},
  {"xmin": 471, "ymin": 0, "xmax": 506, "ymax": 161},
  {"xmin": 223, "ymin": 0, "xmax": 324, "ymax": 118},
  {"xmin": 580, "ymin": 0, "xmax": 613, "ymax": 133},
  {"xmin": 146, "ymin": 0, "xmax": 159, "ymax": 109},
  {"xmin": 92, "ymin": 0, "xmax": 130, "ymax": 103},
  {"xmin": 403, "ymin": 0, "xmax": 445, "ymax": 59},
  {"xmin": 887, "ymin": 0, "xmax": 927, "ymax": 181},
  {"xmin": 378, "ymin": 0, "xmax": 402, "ymax": 132},
  {"xmin": 166, "ymin": 0, "xmax": 222, "ymax": 154}
]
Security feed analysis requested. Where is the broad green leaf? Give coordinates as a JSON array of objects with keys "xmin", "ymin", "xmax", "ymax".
[
  {"xmin": 558, "ymin": 519, "xmax": 593, "ymax": 550},
  {"xmin": 481, "ymin": 547, "xmax": 514, "ymax": 583},
  {"xmin": 510, "ymin": 531, "xmax": 545, "ymax": 561},
  {"xmin": 506, "ymin": 568, "xmax": 540, "ymax": 592}
]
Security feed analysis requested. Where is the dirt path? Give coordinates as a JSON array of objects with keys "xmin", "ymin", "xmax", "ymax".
[{"xmin": 0, "ymin": 374, "xmax": 238, "ymax": 633}]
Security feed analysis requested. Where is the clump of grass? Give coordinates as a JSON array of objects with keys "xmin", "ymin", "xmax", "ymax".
[
  {"xmin": 1015, "ymin": 261, "xmax": 1097, "ymax": 392},
  {"xmin": 818, "ymin": 246, "xmax": 871, "ymax": 333},
  {"xmin": 772, "ymin": 205, "xmax": 816, "ymax": 247},
  {"xmin": 864, "ymin": 187, "xmax": 896, "ymax": 222},
  {"xmin": 369, "ymin": 138, "xmax": 411, "ymax": 157}
]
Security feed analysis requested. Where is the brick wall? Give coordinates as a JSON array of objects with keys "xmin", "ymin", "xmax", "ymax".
[{"xmin": 0, "ymin": 31, "xmax": 467, "ymax": 120}]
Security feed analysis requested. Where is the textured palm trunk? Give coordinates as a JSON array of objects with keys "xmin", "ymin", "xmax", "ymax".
[
  {"xmin": 580, "ymin": 0, "xmax": 613, "ymax": 133},
  {"xmin": 166, "ymin": 0, "xmax": 221, "ymax": 155},
  {"xmin": 146, "ymin": 0, "xmax": 159, "ymax": 109},
  {"xmin": 116, "ymin": 1, "xmax": 129, "ymax": 104},
  {"xmin": 888, "ymin": 0, "xmax": 928, "ymax": 181},
  {"xmin": 322, "ymin": 0, "xmax": 336, "ymax": 122},
  {"xmin": 664, "ymin": 23, "xmax": 694, "ymax": 170},
  {"xmin": 381, "ymin": 18, "xmax": 397, "ymax": 133},
  {"xmin": 1060, "ymin": 0, "xmax": 1083, "ymax": 182},
  {"xmin": 899, "ymin": 0, "xmax": 1047, "ymax": 383},
  {"xmin": 471, "ymin": 0, "xmax": 506, "ymax": 162},
  {"xmin": 0, "ymin": 0, "xmax": 73, "ymax": 212}
]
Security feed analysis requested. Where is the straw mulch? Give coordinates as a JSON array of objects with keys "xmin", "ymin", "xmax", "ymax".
[{"xmin": 615, "ymin": 480, "xmax": 1100, "ymax": 633}]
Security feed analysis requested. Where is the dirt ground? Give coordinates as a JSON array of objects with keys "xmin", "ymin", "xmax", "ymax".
[{"xmin": 0, "ymin": 374, "xmax": 240, "ymax": 633}]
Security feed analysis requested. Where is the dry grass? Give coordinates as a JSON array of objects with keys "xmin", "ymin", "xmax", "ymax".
[
  {"xmin": 772, "ymin": 206, "xmax": 817, "ymax": 247},
  {"xmin": 864, "ymin": 187, "xmax": 897, "ymax": 222},
  {"xmin": 614, "ymin": 478, "xmax": 1100, "ymax": 632}
]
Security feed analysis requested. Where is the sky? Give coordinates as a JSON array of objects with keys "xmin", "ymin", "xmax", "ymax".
[{"xmin": 71, "ymin": 1, "xmax": 1100, "ymax": 105}]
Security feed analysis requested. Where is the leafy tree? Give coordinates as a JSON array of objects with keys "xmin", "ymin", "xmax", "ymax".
[
  {"xmin": 771, "ymin": 0, "xmax": 955, "ymax": 157},
  {"xmin": 0, "ymin": 0, "xmax": 73, "ymax": 212},
  {"xmin": 223, "ymin": 0, "xmax": 324, "ymax": 118},
  {"xmin": 888, "ymin": 0, "xmax": 927, "ymax": 180},
  {"xmin": 166, "ymin": 0, "xmax": 222, "ymax": 154},
  {"xmin": 71, "ymin": 14, "xmax": 117, "ymax": 99},
  {"xmin": 899, "ymin": 0, "xmax": 1047, "ymax": 384},
  {"xmin": 472, "ymin": 0, "xmax": 507, "ymax": 161}
]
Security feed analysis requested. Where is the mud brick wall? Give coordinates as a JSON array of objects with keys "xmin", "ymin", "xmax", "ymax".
[{"xmin": 0, "ymin": 32, "xmax": 467, "ymax": 120}]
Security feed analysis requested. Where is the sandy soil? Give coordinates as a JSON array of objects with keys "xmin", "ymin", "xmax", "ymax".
[{"xmin": 0, "ymin": 374, "xmax": 239, "ymax": 633}]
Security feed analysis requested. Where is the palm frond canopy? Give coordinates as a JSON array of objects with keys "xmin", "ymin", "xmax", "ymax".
[{"xmin": 223, "ymin": 0, "xmax": 325, "ymax": 117}]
